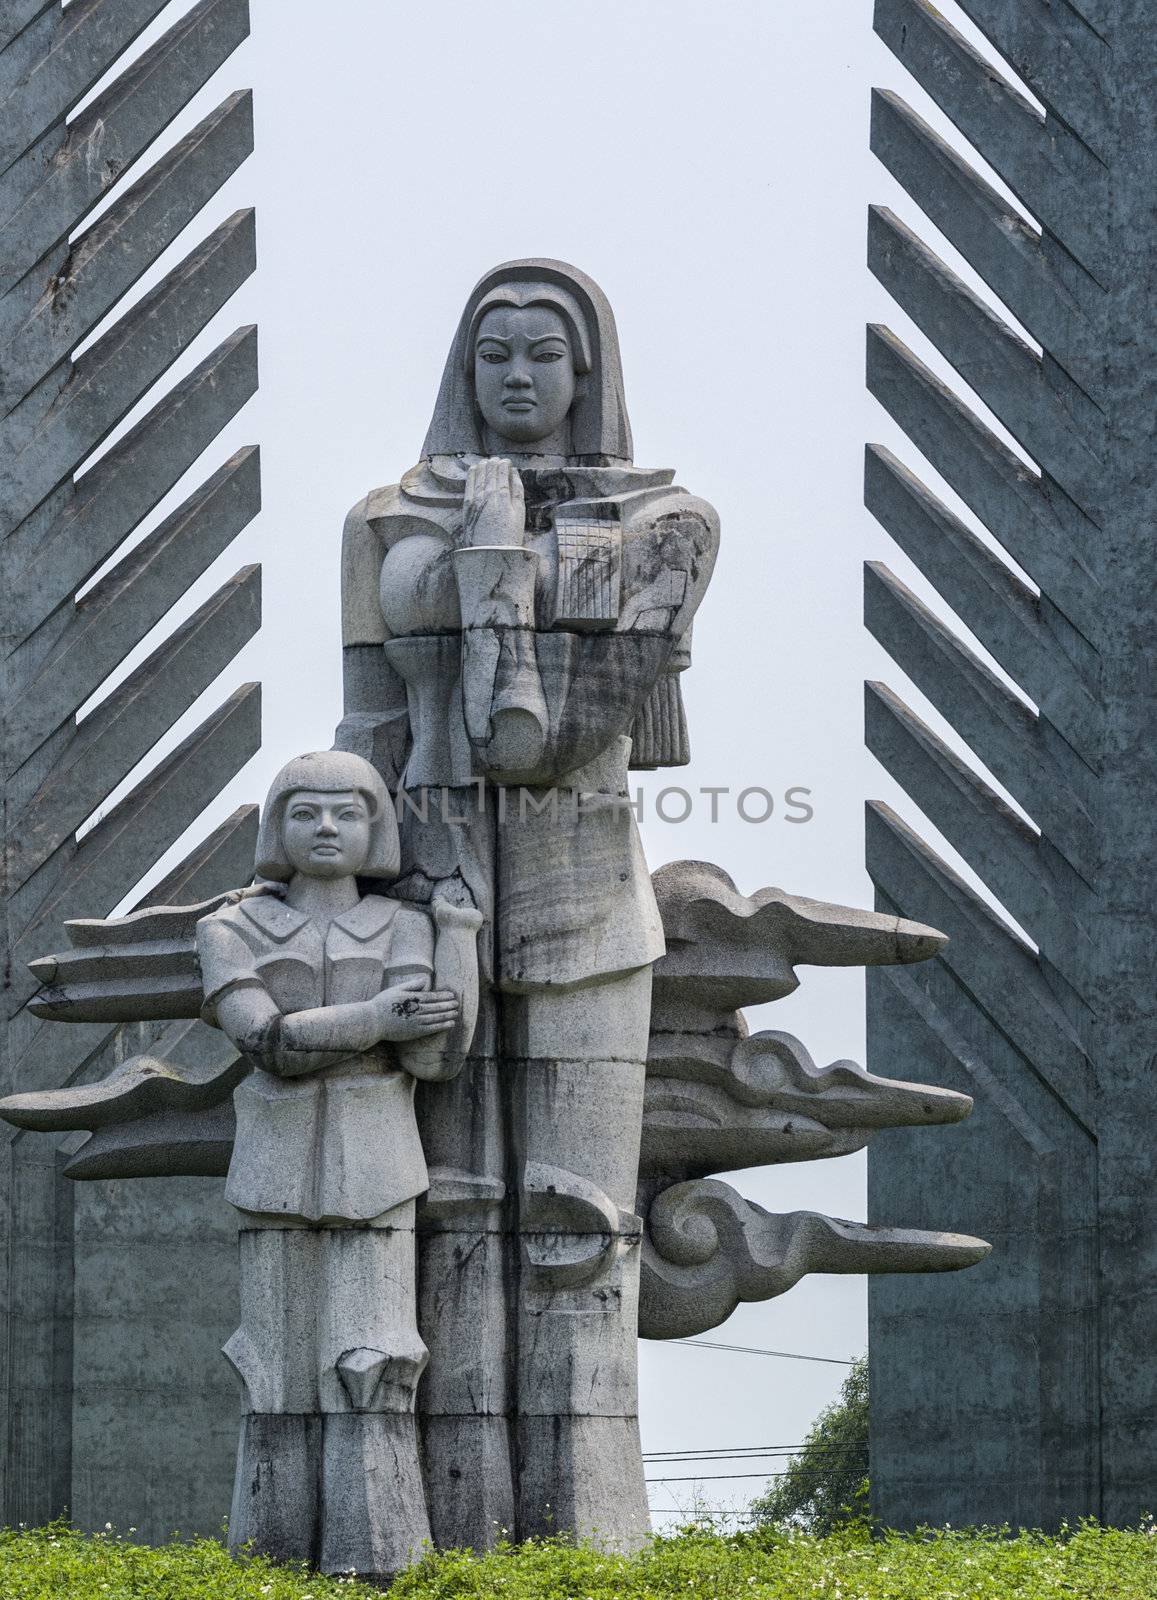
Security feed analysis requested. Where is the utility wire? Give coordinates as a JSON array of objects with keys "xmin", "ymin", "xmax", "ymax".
[
  {"xmin": 672, "ymin": 1338, "xmax": 856, "ymax": 1365},
  {"xmin": 647, "ymin": 1458, "xmax": 797, "ymax": 1466},
  {"xmin": 643, "ymin": 1444, "xmax": 864, "ymax": 1461},
  {"xmin": 649, "ymin": 1464, "xmax": 864, "ymax": 1485},
  {"xmin": 646, "ymin": 1470, "xmax": 796, "ymax": 1483},
  {"xmin": 649, "ymin": 1506, "xmax": 761, "ymax": 1513}
]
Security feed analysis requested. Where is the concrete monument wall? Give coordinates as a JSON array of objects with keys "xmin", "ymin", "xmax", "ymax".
[
  {"xmin": 865, "ymin": 0, "xmax": 1156, "ymax": 1529},
  {"xmin": 0, "ymin": 0, "xmax": 259, "ymax": 1538}
]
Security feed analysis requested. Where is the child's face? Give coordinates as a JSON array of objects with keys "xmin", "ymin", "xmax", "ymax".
[{"xmin": 281, "ymin": 789, "xmax": 372, "ymax": 879}]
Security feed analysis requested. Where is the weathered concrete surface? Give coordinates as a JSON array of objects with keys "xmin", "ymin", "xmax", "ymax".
[
  {"xmin": 866, "ymin": 0, "xmax": 1157, "ymax": 1530},
  {"xmin": 69, "ymin": 1175, "xmax": 239, "ymax": 1537},
  {"xmin": 0, "ymin": 0, "xmax": 259, "ymax": 1540}
]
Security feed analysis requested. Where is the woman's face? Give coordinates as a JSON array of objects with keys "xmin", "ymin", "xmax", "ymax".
[
  {"xmin": 282, "ymin": 789, "xmax": 372, "ymax": 879},
  {"xmin": 473, "ymin": 304, "xmax": 576, "ymax": 445}
]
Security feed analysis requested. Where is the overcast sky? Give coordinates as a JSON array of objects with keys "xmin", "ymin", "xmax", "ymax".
[{"xmin": 76, "ymin": 0, "xmax": 1035, "ymax": 1525}]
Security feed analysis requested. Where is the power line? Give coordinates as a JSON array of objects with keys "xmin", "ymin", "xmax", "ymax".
[
  {"xmin": 649, "ymin": 1509, "xmax": 762, "ymax": 1520},
  {"xmin": 643, "ymin": 1444, "xmax": 864, "ymax": 1460},
  {"xmin": 646, "ymin": 1470, "xmax": 795, "ymax": 1483},
  {"xmin": 671, "ymin": 1338, "xmax": 856, "ymax": 1365},
  {"xmin": 644, "ymin": 1455, "xmax": 863, "ymax": 1468},
  {"xmin": 648, "ymin": 1462, "xmax": 864, "ymax": 1484},
  {"xmin": 649, "ymin": 1507, "xmax": 762, "ymax": 1518}
]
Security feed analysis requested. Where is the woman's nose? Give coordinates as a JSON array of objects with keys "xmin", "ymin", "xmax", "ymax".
[
  {"xmin": 504, "ymin": 365, "xmax": 533, "ymax": 390},
  {"xmin": 316, "ymin": 815, "xmax": 338, "ymax": 835}
]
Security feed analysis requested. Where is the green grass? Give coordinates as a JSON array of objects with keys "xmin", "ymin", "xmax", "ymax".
[{"xmin": 2, "ymin": 1519, "xmax": 1155, "ymax": 1598}]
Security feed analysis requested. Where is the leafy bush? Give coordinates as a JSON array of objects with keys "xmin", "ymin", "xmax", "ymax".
[
  {"xmin": 749, "ymin": 1353, "xmax": 869, "ymax": 1532},
  {"xmin": 2, "ymin": 1518, "xmax": 1156, "ymax": 1599}
]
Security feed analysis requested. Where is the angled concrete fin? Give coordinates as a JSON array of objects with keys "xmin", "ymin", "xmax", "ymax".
[
  {"xmin": 8, "ymin": 566, "xmax": 261, "ymax": 888},
  {"xmin": 0, "ymin": 208, "xmax": 256, "ymax": 531},
  {"xmin": 865, "ymin": 682, "xmax": 1092, "ymax": 991},
  {"xmin": 951, "ymin": 0, "xmax": 1111, "ymax": 154},
  {"xmin": 865, "ymin": 564, "xmax": 1097, "ymax": 882},
  {"xmin": 873, "ymin": 0, "xmax": 1107, "ymax": 280},
  {"xmin": 868, "ymin": 207, "xmax": 1104, "ymax": 504},
  {"xmin": 0, "ymin": 0, "xmax": 173, "ymax": 178},
  {"xmin": 867, "ymin": 326, "xmax": 1098, "ymax": 633},
  {"xmin": 869, "ymin": 90, "xmax": 1099, "ymax": 393},
  {"xmin": 0, "ymin": 4, "xmax": 60, "ymax": 58},
  {"xmin": 865, "ymin": 802, "xmax": 1094, "ymax": 1135},
  {"xmin": 0, "ymin": 0, "xmax": 249, "ymax": 284},
  {"xmin": 8, "ymin": 449, "xmax": 261, "ymax": 762},
  {"xmin": 11, "ymin": 680, "xmax": 261, "ymax": 969},
  {"xmin": 5, "ymin": 324, "xmax": 258, "ymax": 635},
  {"xmin": 140, "ymin": 803, "xmax": 257, "ymax": 908},
  {"xmin": 863, "ymin": 446, "xmax": 1099, "ymax": 756},
  {"xmin": 0, "ymin": 88, "xmax": 253, "ymax": 411}
]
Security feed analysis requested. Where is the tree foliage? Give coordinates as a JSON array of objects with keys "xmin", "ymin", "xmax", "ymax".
[{"xmin": 749, "ymin": 1354, "xmax": 869, "ymax": 1532}]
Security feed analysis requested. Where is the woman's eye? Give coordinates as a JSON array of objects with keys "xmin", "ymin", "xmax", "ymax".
[
  {"xmin": 535, "ymin": 351, "xmax": 564, "ymax": 363},
  {"xmin": 479, "ymin": 351, "xmax": 507, "ymax": 364},
  {"xmin": 290, "ymin": 810, "xmax": 314, "ymax": 821}
]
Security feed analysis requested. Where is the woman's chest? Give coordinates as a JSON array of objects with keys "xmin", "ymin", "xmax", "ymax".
[{"xmin": 378, "ymin": 525, "xmax": 558, "ymax": 638}]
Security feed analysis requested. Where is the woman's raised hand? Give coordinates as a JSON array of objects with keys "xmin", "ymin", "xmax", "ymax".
[
  {"xmin": 374, "ymin": 979, "xmax": 460, "ymax": 1042},
  {"xmin": 462, "ymin": 457, "xmax": 526, "ymax": 547}
]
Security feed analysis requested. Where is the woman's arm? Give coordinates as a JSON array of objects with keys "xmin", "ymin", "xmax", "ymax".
[{"xmin": 451, "ymin": 466, "xmax": 719, "ymax": 783}]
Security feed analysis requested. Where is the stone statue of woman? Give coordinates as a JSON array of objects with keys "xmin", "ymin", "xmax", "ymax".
[
  {"xmin": 197, "ymin": 749, "xmax": 480, "ymax": 1579},
  {"xmin": 337, "ymin": 259, "xmax": 720, "ymax": 1549}
]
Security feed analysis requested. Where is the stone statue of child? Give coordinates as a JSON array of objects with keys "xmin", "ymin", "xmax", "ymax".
[{"xmin": 196, "ymin": 748, "xmax": 481, "ymax": 1580}]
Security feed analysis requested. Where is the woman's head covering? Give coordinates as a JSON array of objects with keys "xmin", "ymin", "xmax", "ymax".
[
  {"xmin": 255, "ymin": 751, "xmax": 399, "ymax": 881},
  {"xmin": 421, "ymin": 258, "xmax": 633, "ymax": 464}
]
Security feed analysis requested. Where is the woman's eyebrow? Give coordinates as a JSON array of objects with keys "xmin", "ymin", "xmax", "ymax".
[
  {"xmin": 528, "ymin": 334, "xmax": 568, "ymax": 348},
  {"xmin": 476, "ymin": 334, "xmax": 511, "ymax": 348}
]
